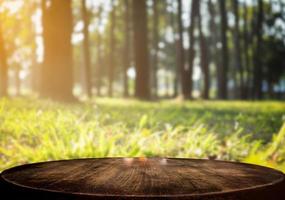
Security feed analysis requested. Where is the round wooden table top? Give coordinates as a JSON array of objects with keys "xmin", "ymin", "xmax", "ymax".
[{"xmin": 1, "ymin": 158, "xmax": 284, "ymax": 199}]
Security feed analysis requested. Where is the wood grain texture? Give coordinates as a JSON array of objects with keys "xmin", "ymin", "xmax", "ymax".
[{"xmin": 1, "ymin": 158, "xmax": 284, "ymax": 199}]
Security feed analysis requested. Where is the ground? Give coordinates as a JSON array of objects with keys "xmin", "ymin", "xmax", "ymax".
[{"xmin": 0, "ymin": 98, "xmax": 284, "ymax": 172}]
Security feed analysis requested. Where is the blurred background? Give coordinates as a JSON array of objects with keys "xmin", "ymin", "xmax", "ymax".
[
  {"xmin": 0, "ymin": 0, "xmax": 285, "ymax": 172},
  {"xmin": 0, "ymin": 0, "xmax": 284, "ymax": 100}
]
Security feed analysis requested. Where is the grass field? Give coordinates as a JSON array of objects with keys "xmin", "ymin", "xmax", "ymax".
[{"xmin": 0, "ymin": 98, "xmax": 284, "ymax": 172}]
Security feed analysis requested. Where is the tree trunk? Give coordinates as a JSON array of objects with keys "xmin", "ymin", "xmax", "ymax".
[
  {"xmin": 82, "ymin": 0, "xmax": 92, "ymax": 98},
  {"xmin": 253, "ymin": 0, "xmax": 264, "ymax": 99},
  {"xmin": 95, "ymin": 6, "xmax": 103, "ymax": 97},
  {"xmin": 152, "ymin": 0, "xmax": 159, "ymax": 98},
  {"xmin": 197, "ymin": 1, "xmax": 210, "ymax": 99},
  {"xmin": 3, "ymin": 158, "xmax": 285, "ymax": 200},
  {"xmin": 96, "ymin": 36, "xmax": 102, "ymax": 97},
  {"xmin": 243, "ymin": 0, "xmax": 251, "ymax": 99},
  {"xmin": 123, "ymin": 0, "xmax": 130, "ymax": 97},
  {"xmin": 218, "ymin": 0, "xmax": 229, "ymax": 99},
  {"xmin": 0, "ymin": 21, "xmax": 8, "ymax": 97},
  {"xmin": 174, "ymin": 41, "xmax": 180, "ymax": 97},
  {"xmin": 188, "ymin": 0, "xmax": 199, "ymax": 99},
  {"xmin": 177, "ymin": 0, "xmax": 191, "ymax": 99},
  {"xmin": 41, "ymin": 0, "xmax": 74, "ymax": 102},
  {"xmin": 108, "ymin": 0, "xmax": 116, "ymax": 97},
  {"xmin": 132, "ymin": 0, "xmax": 151, "ymax": 100},
  {"xmin": 171, "ymin": 1, "xmax": 179, "ymax": 97},
  {"xmin": 208, "ymin": 0, "xmax": 220, "ymax": 100},
  {"xmin": 233, "ymin": 0, "xmax": 244, "ymax": 99}
]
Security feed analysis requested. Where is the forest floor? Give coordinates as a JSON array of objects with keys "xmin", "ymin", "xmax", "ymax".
[{"xmin": 0, "ymin": 98, "xmax": 284, "ymax": 172}]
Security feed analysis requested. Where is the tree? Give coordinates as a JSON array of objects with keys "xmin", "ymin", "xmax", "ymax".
[
  {"xmin": 0, "ymin": 0, "xmax": 38, "ymax": 97},
  {"xmin": 208, "ymin": 0, "xmax": 220, "ymax": 99},
  {"xmin": 41, "ymin": 0, "xmax": 74, "ymax": 101},
  {"xmin": 177, "ymin": 0, "xmax": 191, "ymax": 99},
  {"xmin": 188, "ymin": 0, "xmax": 199, "ymax": 99},
  {"xmin": 168, "ymin": 1, "xmax": 179, "ymax": 97},
  {"xmin": 108, "ymin": 0, "xmax": 116, "ymax": 97},
  {"xmin": 151, "ymin": 0, "xmax": 159, "ymax": 98},
  {"xmin": 242, "ymin": 1, "xmax": 251, "ymax": 99},
  {"xmin": 197, "ymin": 1, "xmax": 210, "ymax": 99},
  {"xmin": 253, "ymin": 0, "xmax": 264, "ymax": 99},
  {"xmin": 263, "ymin": 37, "xmax": 285, "ymax": 98},
  {"xmin": 94, "ymin": 5, "xmax": 103, "ymax": 96},
  {"xmin": 218, "ymin": 0, "xmax": 229, "ymax": 99},
  {"xmin": 82, "ymin": 0, "xmax": 92, "ymax": 98},
  {"xmin": 132, "ymin": 0, "xmax": 151, "ymax": 99},
  {"xmin": 233, "ymin": 0, "xmax": 244, "ymax": 99},
  {"xmin": 123, "ymin": 0, "xmax": 131, "ymax": 97},
  {"xmin": 0, "ymin": 21, "xmax": 8, "ymax": 97},
  {"xmin": 96, "ymin": 33, "xmax": 103, "ymax": 96}
]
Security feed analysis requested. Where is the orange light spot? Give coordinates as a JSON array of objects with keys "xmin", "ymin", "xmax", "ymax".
[{"xmin": 138, "ymin": 157, "xmax": 147, "ymax": 162}]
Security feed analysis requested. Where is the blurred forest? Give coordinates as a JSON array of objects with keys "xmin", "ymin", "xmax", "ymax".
[
  {"xmin": 1, "ymin": 0, "xmax": 285, "ymax": 173},
  {"xmin": 0, "ymin": 0, "xmax": 285, "ymax": 101}
]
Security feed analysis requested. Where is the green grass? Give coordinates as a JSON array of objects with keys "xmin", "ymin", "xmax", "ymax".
[{"xmin": 0, "ymin": 98, "xmax": 284, "ymax": 172}]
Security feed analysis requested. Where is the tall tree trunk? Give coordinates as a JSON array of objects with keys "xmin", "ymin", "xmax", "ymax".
[
  {"xmin": 152, "ymin": 0, "xmax": 159, "ymax": 98},
  {"xmin": 132, "ymin": 0, "xmax": 151, "ymax": 99},
  {"xmin": 197, "ymin": 1, "xmax": 210, "ymax": 99},
  {"xmin": 171, "ymin": 1, "xmax": 179, "ymax": 97},
  {"xmin": 123, "ymin": 0, "xmax": 130, "ymax": 97},
  {"xmin": 96, "ymin": 35, "xmax": 103, "ymax": 96},
  {"xmin": 96, "ymin": 6, "xmax": 103, "ymax": 96},
  {"xmin": 188, "ymin": 0, "xmax": 199, "ymax": 99},
  {"xmin": 218, "ymin": 0, "xmax": 229, "ymax": 99},
  {"xmin": 41, "ymin": 0, "xmax": 49, "ymax": 95},
  {"xmin": 208, "ymin": 0, "xmax": 220, "ymax": 99},
  {"xmin": 174, "ymin": 40, "xmax": 180, "ymax": 97},
  {"xmin": 243, "ymin": 0, "xmax": 251, "ymax": 99},
  {"xmin": 0, "ymin": 21, "xmax": 8, "ymax": 97},
  {"xmin": 177, "ymin": 0, "xmax": 191, "ymax": 99},
  {"xmin": 233, "ymin": 0, "xmax": 244, "ymax": 99},
  {"xmin": 253, "ymin": 0, "xmax": 264, "ymax": 99},
  {"xmin": 82, "ymin": 0, "xmax": 92, "ymax": 98},
  {"xmin": 109, "ymin": 0, "xmax": 116, "ymax": 97},
  {"xmin": 41, "ymin": 0, "xmax": 74, "ymax": 101}
]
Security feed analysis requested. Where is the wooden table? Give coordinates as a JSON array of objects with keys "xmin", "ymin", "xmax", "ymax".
[{"xmin": 1, "ymin": 158, "xmax": 284, "ymax": 199}]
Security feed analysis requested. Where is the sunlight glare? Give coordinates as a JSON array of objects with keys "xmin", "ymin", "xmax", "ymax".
[{"xmin": 127, "ymin": 67, "xmax": 136, "ymax": 79}]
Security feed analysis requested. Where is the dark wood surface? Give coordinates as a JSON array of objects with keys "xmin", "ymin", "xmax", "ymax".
[{"xmin": 1, "ymin": 158, "xmax": 285, "ymax": 199}]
